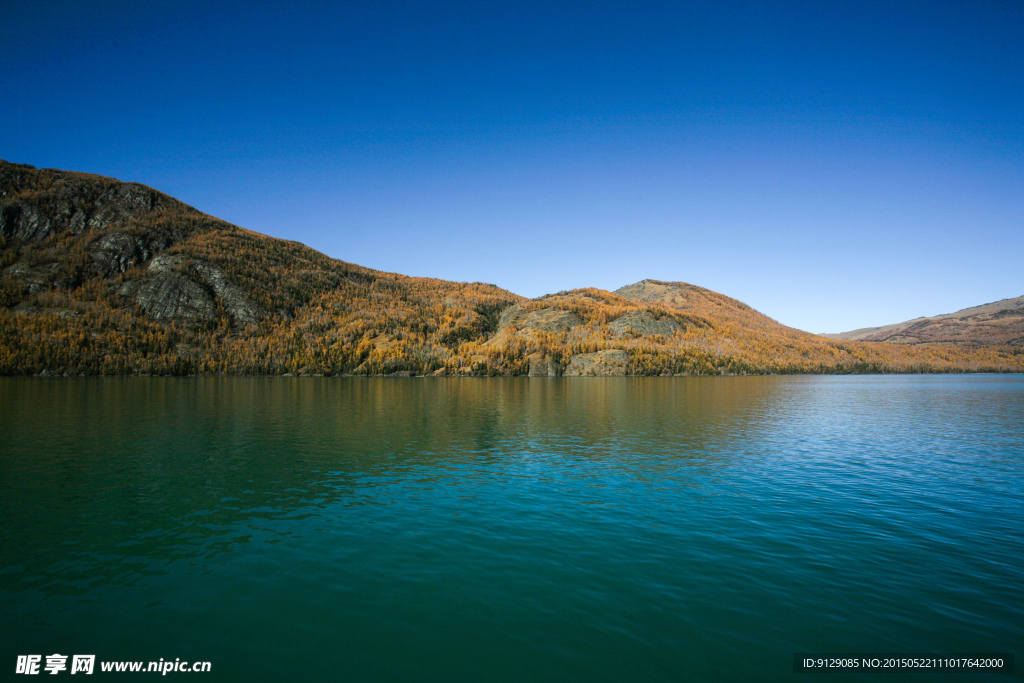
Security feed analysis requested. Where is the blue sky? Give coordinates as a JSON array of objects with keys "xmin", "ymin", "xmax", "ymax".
[{"xmin": 3, "ymin": 0, "xmax": 1021, "ymax": 332}]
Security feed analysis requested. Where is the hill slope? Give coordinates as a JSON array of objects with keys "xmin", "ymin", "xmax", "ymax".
[
  {"xmin": 0, "ymin": 161, "xmax": 524, "ymax": 375},
  {"xmin": 2, "ymin": 160, "xmax": 1021, "ymax": 375},
  {"xmin": 822, "ymin": 297, "xmax": 1024, "ymax": 346}
]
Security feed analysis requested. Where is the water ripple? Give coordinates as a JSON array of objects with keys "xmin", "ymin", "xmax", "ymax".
[{"xmin": 2, "ymin": 376, "xmax": 1022, "ymax": 681}]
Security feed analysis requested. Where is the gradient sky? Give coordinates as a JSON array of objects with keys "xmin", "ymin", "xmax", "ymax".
[{"xmin": 3, "ymin": 0, "xmax": 1022, "ymax": 332}]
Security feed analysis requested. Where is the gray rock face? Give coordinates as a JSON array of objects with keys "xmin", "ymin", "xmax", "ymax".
[
  {"xmin": 119, "ymin": 273, "xmax": 214, "ymax": 322},
  {"xmin": 146, "ymin": 255, "xmax": 184, "ymax": 274},
  {"xmin": 564, "ymin": 349, "xmax": 630, "ymax": 376},
  {"xmin": 0, "ymin": 166, "xmax": 198, "ymax": 289},
  {"xmin": 4, "ymin": 262, "xmax": 57, "ymax": 294},
  {"xmin": 1, "ymin": 181, "xmax": 165, "ymax": 243},
  {"xmin": 189, "ymin": 260, "xmax": 261, "ymax": 325},
  {"xmin": 118, "ymin": 255, "xmax": 262, "ymax": 325},
  {"xmin": 90, "ymin": 232, "xmax": 157, "ymax": 276},
  {"xmin": 0, "ymin": 203, "xmax": 50, "ymax": 241},
  {"xmin": 608, "ymin": 311, "xmax": 681, "ymax": 338}
]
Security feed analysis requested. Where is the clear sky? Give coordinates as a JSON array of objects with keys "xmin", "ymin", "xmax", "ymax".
[{"xmin": 3, "ymin": 0, "xmax": 1021, "ymax": 332}]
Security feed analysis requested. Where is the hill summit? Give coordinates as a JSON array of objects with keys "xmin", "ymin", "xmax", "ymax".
[{"xmin": 2, "ymin": 160, "xmax": 1021, "ymax": 375}]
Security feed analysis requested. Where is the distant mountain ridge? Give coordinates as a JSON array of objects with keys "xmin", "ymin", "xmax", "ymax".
[
  {"xmin": 2, "ymin": 160, "xmax": 1022, "ymax": 375},
  {"xmin": 822, "ymin": 296, "xmax": 1024, "ymax": 346}
]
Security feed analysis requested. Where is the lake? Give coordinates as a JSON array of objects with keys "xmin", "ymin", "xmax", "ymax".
[{"xmin": 1, "ymin": 376, "xmax": 1021, "ymax": 681}]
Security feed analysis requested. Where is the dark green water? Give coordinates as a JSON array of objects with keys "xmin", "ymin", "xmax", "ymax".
[{"xmin": 1, "ymin": 376, "xmax": 1022, "ymax": 681}]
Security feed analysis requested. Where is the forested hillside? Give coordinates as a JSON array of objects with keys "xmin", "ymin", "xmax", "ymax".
[{"xmin": 2, "ymin": 160, "xmax": 1021, "ymax": 376}]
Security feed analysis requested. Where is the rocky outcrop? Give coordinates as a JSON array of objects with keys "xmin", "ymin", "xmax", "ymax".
[
  {"xmin": 1, "ymin": 174, "xmax": 167, "ymax": 243},
  {"xmin": 118, "ymin": 255, "xmax": 262, "ymax": 325},
  {"xmin": 0, "ymin": 163, "xmax": 213, "ymax": 298},
  {"xmin": 608, "ymin": 311, "xmax": 680, "ymax": 338},
  {"xmin": 0, "ymin": 203, "xmax": 51, "ymax": 242},
  {"xmin": 497, "ymin": 304, "xmax": 582, "ymax": 333},
  {"xmin": 118, "ymin": 271, "xmax": 214, "ymax": 322},
  {"xmin": 564, "ymin": 349, "xmax": 629, "ymax": 376},
  {"xmin": 188, "ymin": 260, "xmax": 261, "ymax": 325},
  {"xmin": 3, "ymin": 262, "xmax": 57, "ymax": 295},
  {"xmin": 89, "ymin": 230, "xmax": 176, "ymax": 277},
  {"xmin": 486, "ymin": 304, "xmax": 583, "ymax": 346}
]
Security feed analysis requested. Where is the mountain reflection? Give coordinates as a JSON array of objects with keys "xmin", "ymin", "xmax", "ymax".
[
  {"xmin": 4, "ymin": 376, "xmax": 1022, "ymax": 681},
  {"xmin": 1, "ymin": 377, "xmax": 784, "ymax": 594}
]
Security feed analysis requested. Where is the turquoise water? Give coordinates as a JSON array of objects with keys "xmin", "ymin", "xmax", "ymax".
[{"xmin": 1, "ymin": 376, "xmax": 1021, "ymax": 681}]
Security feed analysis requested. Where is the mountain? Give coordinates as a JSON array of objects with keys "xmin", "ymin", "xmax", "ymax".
[
  {"xmin": 614, "ymin": 279, "xmax": 800, "ymax": 333},
  {"xmin": 0, "ymin": 160, "xmax": 523, "ymax": 375},
  {"xmin": 2, "ymin": 160, "xmax": 1022, "ymax": 376},
  {"xmin": 822, "ymin": 297, "xmax": 1024, "ymax": 346}
]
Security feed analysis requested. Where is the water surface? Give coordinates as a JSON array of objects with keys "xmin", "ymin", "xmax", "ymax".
[{"xmin": 1, "ymin": 376, "xmax": 1022, "ymax": 680}]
